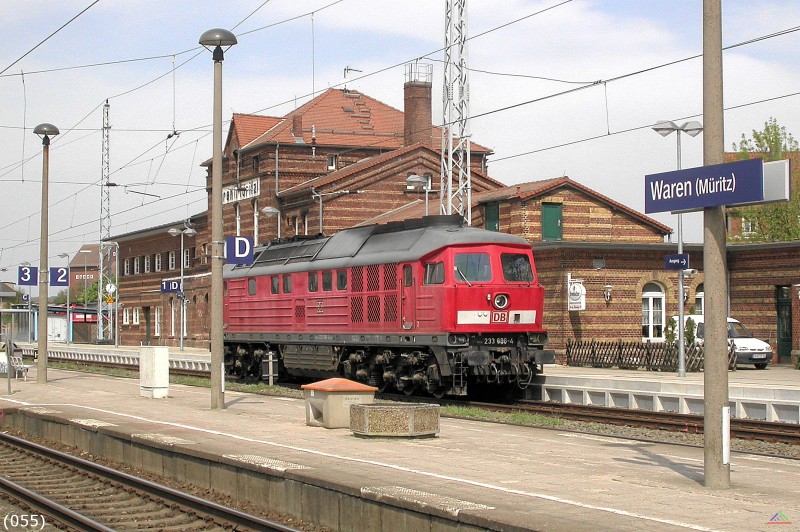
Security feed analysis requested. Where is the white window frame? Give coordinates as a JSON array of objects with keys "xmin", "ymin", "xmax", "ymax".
[
  {"xmin": 183, "ymin": 248, "xmax": 190, "ymax": 269},
  {"xmin": 168, "ymin": 251, "xmax": 176, "ymax": 270},
  {"xmin": 144, "ymin": 255, "xmax": 151, "ymax": 273},
  {"xmin": 695, "ymin": 283, "xmax": 705, "ymax": 316},
  {"xmin": 134, "ymin": 257, "xmax": 140, "ymax": 274},
  {"xmin": 641, "ymin": 282, "xmax": 665, "ymax": 341},
  {"xmin": 154, "ymin": 253, "xmax": 162, "ymax": 272},
  {"xmin": 170, "ymin": 298, "xmax": 176, "ymax": 337},
  {"xmin": 133, "ymin": 307, "xmax": 140, "ymax": 325},
  {"xmin": 124, "ymin": 258, "xmax": 130, "ymax": 276},
  {"xmin": 327, "ymin": 154, "xmax": 337, "ymax": 170},
  {"xmin": 154, "ymin": 306, "xmax": 161, "ymax": 337},
  {"xmin": 123, "ymin": 307, "xmax": 130, "ymax": 325}
]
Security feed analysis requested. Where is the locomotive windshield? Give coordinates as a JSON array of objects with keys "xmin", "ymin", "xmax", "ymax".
[
  {"xmin": 454, "ymin": 253, "xmax": 492, "ymax": 283},
  {"xmin": 500, "ymin": 253, "xmax": 534, "ymax": 283}
]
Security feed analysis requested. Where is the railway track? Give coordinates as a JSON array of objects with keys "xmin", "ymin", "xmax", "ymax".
[
  {"xmin": 471, "ymin": 400, "xmax": 800, "ymax": 446},
  {"xmin": 28, "ymin": 352, "xmax": 800, "ymax": 447},
  {"xmin": 0, "ymin": 432, "xmax": 298, "ymax": 531}
]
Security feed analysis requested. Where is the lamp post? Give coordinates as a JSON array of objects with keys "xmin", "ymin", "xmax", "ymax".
[
  {"xmin": 406, "ymin": 174, "xmax": 432, "ymax": 216},
  {"xmin": 311, "ymin": 188, "xmax": 365, "ymax": 235},
  {"xmin": 261, "ymin": 207, "xmax": 281, "ymax": 241},
  {"xmin": 200, "ymin": 28, "xmax": 237, "ymax": 410},
  {"xmin": 57, "ymin": 253, "xmax": 70, "ymax": 344},
  {"xmin": 168, "ymin": 225, "xmax": 197, "ymax": 351},
  {"xmin": 653, "ymin": 120, "xmax": 702, "ymax": 377},
  {"xmin": 34, "ymin": 122, "xmax": 59, "ymax": 383}
]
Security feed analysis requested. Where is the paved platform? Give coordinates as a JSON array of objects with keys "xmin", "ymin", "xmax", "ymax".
[
  {"xmin": 1, "ymin": 368, "xmax": 799, "ymax": 531},
  {"xmin": 537, "ymin": 364, "xmax": 800, "ymax": 422}
]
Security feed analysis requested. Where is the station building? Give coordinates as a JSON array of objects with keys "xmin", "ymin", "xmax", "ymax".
[{"xmin": 112, "ymin": 70, "xmax": 799, "ymax": 365}]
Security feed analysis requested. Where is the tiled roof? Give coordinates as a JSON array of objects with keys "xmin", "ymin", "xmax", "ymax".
[
  {"xmin": 239, "ymin": 88, "xmax": 491, "ymax": 153},
  {"xmin": 362, "ymin": 176, "xmax": 672, "ymax": 234},
  {"xmin": 230, "ymin": 113, "xmax": 282, "ymax": 149}
]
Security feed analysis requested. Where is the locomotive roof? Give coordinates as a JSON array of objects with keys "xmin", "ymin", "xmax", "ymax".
[{"xmin": 225, "ymin": 215, "xmax": 531, "ymax": 278}]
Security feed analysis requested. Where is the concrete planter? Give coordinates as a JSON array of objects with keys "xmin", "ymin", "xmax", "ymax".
[{"xmin": 350, "ymin": 403, "xmax": 439, "ymax": 438}]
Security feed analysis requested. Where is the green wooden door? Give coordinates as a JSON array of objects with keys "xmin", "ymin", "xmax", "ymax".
[{"xmin": 542, "ymin": 203, "xmax": 563, "ymax": 241}]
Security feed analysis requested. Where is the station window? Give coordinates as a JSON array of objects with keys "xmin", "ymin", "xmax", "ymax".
[
  {"xmin": 134, "ymin": 257, "xmax": 141, "ymax": 275},
  {"xmin": 283, "ymin": 274, "xmax": 292, "ymax": 294},
  {"xmin": 248, "ymin": 277, "xmax": 257, "ymax": 296},
  {"xmin": 123, "ymin": 308, "xmax": 130, "ymax": 325},
  {"xmin": 424, "ymin": 262, "xmax": 445, "ymax": 285},
  {"xmin": 133, "ymin": 307, "xmax": 140, "ymax": 325},
  {"xmin": 144, "ymin": 255, "xmax": 151, "ymax": 274},
  {"xmin": 154, "ymin": 253, "xmax": 162, "ymax": 272},
  {"xmin": 271, "ymin": 276, "xmax": 279, "ymax": 294},
  {"xmin": 337, "ymin": 270, "xmax": 347, "ymax": 290},
  {"xmin": 641, "ymin": 282, "xmax": 665, "ymax": 340},
  {"xmin": 322, "ymin": 271, "xmax": 332, "ymax": 291},
  {"xmin": 124, "ymin": 258, "xmax": 130, "ymax": 276},
  {"xmin": 168, "ymin": 251, "xmax": 176, "ymax": 270}
]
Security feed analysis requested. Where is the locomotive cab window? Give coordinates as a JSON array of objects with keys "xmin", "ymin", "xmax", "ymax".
[
  {"xmin": 248, "ymin": 277, "xmax": 257, "ymax": 296},
  {"xmin": 271, "ymin": 276, "xmax": 279, "ymax": 294},
  {"xmin": 308, "ymin": 272, "xmax": 318, "ymax": 292},
  {"xmin": 337, "ymin": 269, "xmax": 347, "ymax": 290},
  {"xmin": 283, "ymin": 274, "xmax": 292, "ymax": 293},
  {"xmin": 454, "ymin": 253, "xmax": 492, "ymax": 283},
  {"xmin": 501, "ymin": 253, "xmax": 534, "ymax": 282},
  {"xmin": 322, "ymin": 271, "xmax": 332, "ymax": 291},
  {"xmin": 424, "ymin": 262, "xmax": 444, "ymax": 285}
]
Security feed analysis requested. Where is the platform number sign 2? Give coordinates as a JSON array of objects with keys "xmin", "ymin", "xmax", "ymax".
[
  {"xmin": 50, "ymin": 267, "xmax": 70, "ymax": 287},
  {"xmin": 18, "ymin": 266, "xmax": 38, "ymax": 286}
]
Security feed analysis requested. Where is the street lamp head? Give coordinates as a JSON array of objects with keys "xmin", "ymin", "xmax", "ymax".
[
  {"xmin": 168, "ymin": 228, "xmax": 182, "ymax": 237},
  {"xmin": 58, "ymin": 253, "xmax": 69, "ymax": 259},
  {"xmin": 199, "ymin": 28, "xmax": 237, "ymax": 61},
  {"xmin": 184, "ymin": 227, "xmax": 197, "ymax": 237},
  {"xmin": 33, "ymin": 123, "xmax": 59, "ymax": 145},
  {"xmin": 406, "ymin": 174, "xmax": 428, "ymax": 189},
  {"xmin": 652, "ymin": 120, "xmax": 679, "ymax": 137},
  {"xmin": 261, "ymin": 206, "xmax": 279, "ymax": 216},
  {"xmin": 681, "ymin": 121, "xmax": 703, "ymax": 137}
]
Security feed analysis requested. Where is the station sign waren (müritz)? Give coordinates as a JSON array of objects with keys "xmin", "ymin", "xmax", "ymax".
[{"xmin": 645, "ymin": 158, "xmax": 764, "ymax": 214}]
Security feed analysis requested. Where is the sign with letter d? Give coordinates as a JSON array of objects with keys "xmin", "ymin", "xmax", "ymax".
[{"xmin": 225, "ymin": 236, "xmax": 254, "ymax": 265}]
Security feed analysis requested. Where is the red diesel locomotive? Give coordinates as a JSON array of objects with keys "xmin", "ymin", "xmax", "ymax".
[{"xmin": 223, "ymin": 215, "xmax": 554, "ymax": 397}]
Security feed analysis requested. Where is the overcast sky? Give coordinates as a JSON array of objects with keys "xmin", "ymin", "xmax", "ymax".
[{"xmin": 1, "ymin": 0, "xmax": 798, "ymax": 292}]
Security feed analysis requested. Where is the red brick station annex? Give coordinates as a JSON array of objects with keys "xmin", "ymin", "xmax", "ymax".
[{"xmin": 69, "ymin": 71, "xmax": 798, "ymax": 365}]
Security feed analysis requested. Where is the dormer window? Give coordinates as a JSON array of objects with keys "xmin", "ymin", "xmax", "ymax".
[{"xmin": 327, "ymin": 154, "xmax": 337, "ymax": 171}]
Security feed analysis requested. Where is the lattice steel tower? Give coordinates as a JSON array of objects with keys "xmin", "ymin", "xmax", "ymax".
[
  {"xmin": 98, "ymin": 99, "xmax": 113, "ymax": 341},
  {"xmin": 441, "ymin": 0, "xmax": 471, "ymax": 224}
]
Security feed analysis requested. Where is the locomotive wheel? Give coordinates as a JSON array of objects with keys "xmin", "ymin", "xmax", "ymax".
[{"xmin": 431, "ymin": 386, "xmax": 448, "ymax": 399}]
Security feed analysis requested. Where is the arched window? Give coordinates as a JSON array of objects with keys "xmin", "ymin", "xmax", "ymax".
[
  {"xmin": 694, "ymin": 283, "xmax": 704, "ymax": 315},
  {"xmin": 642, "ymin": 282, "xmax": 665, "ymax": 340}
]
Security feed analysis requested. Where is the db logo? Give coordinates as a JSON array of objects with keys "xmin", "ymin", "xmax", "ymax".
[{"xmin": 491, "ymin": 311, "xmax": 507, "ymax": 323}]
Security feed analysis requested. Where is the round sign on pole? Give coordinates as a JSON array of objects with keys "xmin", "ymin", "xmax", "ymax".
[{"xmin": 106, "ymin": 284, "xmax": 116, "ymax": 294}]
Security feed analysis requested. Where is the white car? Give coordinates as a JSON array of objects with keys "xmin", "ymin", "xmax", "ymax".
[{"xmin": 675, "ymin": 315, "xmax": 773, "ymax": 369}]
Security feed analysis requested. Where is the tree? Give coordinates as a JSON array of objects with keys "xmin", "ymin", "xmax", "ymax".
[{"xmin": 729, "ymin": 118, "xmax": 800, "ymax": 242}]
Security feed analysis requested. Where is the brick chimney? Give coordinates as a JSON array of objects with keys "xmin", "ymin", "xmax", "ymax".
[
  {"xmin": 404, "ymin": 63, "xmax": 433, "ymax": 147},
  {"xmin": 292, "ymin": 114, "xmax": 303, "ymax": 138}
]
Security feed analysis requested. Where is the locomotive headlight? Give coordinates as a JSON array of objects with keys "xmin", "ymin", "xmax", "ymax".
[{"xmin": 493, "ymin": 293, "xmax": 510, "ymax": 309}]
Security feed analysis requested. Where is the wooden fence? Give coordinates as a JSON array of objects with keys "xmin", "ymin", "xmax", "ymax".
[{"xmin": 565, "ymin": 339, "xmax": 737, "ymax": 372}]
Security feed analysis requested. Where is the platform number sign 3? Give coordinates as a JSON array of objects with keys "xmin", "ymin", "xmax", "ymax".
[
  {"xmin": 50, "ymin": 267, "xmax": 70, "ymax": 287},
  {"xmin": 18, "ymin": 266, "xmax": 38, "ymax": 286}
]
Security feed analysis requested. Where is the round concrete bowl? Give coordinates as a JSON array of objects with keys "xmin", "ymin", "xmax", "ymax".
[{"xmin": 350, "ymin": 403, "xmax": 440, "ymax": 438}]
